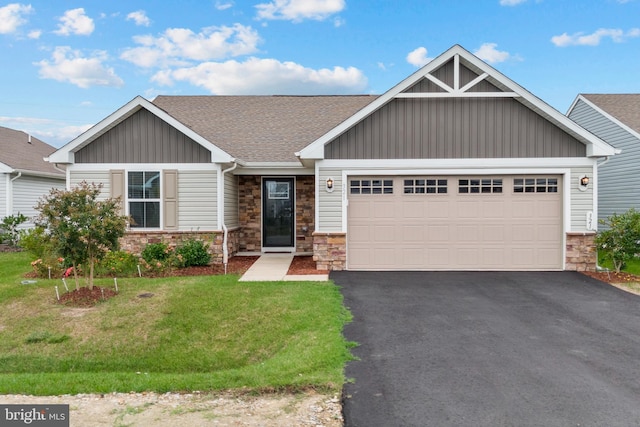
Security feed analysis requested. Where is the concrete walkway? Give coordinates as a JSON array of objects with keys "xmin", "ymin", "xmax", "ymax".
[{"xmin": 239, "ymin": 253, "xmax": 329, "ymax": 282}]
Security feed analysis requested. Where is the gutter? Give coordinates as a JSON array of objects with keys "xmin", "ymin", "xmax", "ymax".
[{"xmin": 221, "ymin": 161, "xmax": 238, "ymax": 274}]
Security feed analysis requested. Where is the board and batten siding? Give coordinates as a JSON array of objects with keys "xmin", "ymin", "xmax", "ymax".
[
  {"xmin": 74, "ymin": 109, "xmax": 211, "ymax": 164},
  {"xmin": 11, "ymin": 175, "xmax": 66, "ymax": 226},
  {"xmin": 325, "ymin": 98, "xmax": 586, "ymax": 160},
  {"xmin": 569, "ymin": 99, "xmax": 640, "ymax": 225},
  {"xmin": 317, "ymin": 168, "xmax": 344, "ymax": 232},
  {"xmin": 224, "ymin": 174, "xmax": 239, "ymax": 229},
  {"xmin": 178, "ymin": 170, "xmax": 217, "ymax": 231}
]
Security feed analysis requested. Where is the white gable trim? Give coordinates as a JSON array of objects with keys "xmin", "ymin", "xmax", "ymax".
[
  {"xmin": 568, "ymin": 95, "xmax": 640, "ymax": 143},
  {"xmin": 298, "ymin": 44, "xmax": 617, "ymax": 160},
  {"xmin": 47, "ymin": 96, "xmax": 234, "ymax": 164}
]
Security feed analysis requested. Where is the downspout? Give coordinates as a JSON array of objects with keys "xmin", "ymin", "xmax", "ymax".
[
  {"xmin": 221, "ymin": 161, "xmax": 238, "ymax": 274},
  {"xmin": 595, "ymin": 156, "xmax": 611, "ymax": 272},
  {"xmin": 8, "ymin": 172, "xmax": 22, "ymax": 216}
]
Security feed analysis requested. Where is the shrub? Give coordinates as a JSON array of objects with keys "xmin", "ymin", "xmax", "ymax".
[
  {"xmin": 176, "ymin": 239, "xmax": 211, "ymax": 267},
  {"xmin": 141, "ymin": 242, "xmax": 173, "ymax": 263},
  {"xmin": 31, "ymin": 256, "xmax": 67, "ymax": 279},
  {"xmin": 595, "ymin": 208, "xmax": 640, "ymax": 273},
  {"xmin": 95, "ymin": 250, "xmax": 139, "ymax": 277},
  {"xmin": 0, "ymin": 213, "xmax": 28, "ymax": 246},
  {"xmin": 19, "ymin": 226, "xmax": 53, "ymax": 258}
]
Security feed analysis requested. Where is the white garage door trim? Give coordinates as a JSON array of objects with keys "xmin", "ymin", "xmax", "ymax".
[{"xmin": 344, "ymin": 172, "xmax": 566, "ymax": 271}]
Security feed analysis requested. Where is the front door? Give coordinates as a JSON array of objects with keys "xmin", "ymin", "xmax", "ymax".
[{"xmin": 263, "ymin": 178, "xmax": 295, "ymax": 248}]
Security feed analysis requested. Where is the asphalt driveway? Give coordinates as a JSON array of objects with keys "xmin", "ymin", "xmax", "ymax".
[{"xmin": 333, "ymin": 271, "xmax": 640, "ymax": 427}]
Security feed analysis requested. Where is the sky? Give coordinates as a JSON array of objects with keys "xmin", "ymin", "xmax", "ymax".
[{"xmin": 0, "ymin": 0, "xmax": 639, "ymax": 148}]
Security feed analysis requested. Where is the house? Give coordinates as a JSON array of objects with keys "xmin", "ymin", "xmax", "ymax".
[
  {"xmin": 47, "ymin": 45, "xmax": 616, "ymax": 271},
  {"xmin": 0, "ymin": 126, "xmax": 66, "ymax": 227},
  {"xmin": 567, "ymin": 94, "xmax": 638, "ymax": 225}
]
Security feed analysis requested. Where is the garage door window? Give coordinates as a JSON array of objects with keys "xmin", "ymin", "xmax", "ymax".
[
  {"xmin": 350, "ymin": 179, "xmax": 393, "ymax": 195},
  {"xmin": 404, "ymin": 179, "xmax": 447, "ymax": 194},
  {"xmin": 458, "ymin": 178, "xmax": 503, "ymax": 194},
  {"xmin": 514, "ymin": 178, "xmax": 558, "ymax": 193}
]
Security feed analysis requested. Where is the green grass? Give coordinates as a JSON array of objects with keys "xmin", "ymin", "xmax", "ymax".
[
  {"xmin": 597, "ymin": 251, "xmax": 640, "ymax": 275},
  {"xmin": 0, "ymin": 251, "xmax": 353, "ymax": 395}
]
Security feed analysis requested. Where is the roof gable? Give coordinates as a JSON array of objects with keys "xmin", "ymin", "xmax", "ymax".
[
  {"xmin": 299, "ymin": 44, "xmax": 617, "ymax": 160},
  {"xmin": 0, "ymin": 126, "xmax": 64, "ymax": 177},
  {"xmin": 48, "ymin": 96, "xmax": 234, "ymax": 164},
  {"xmin": 568, "ymin": 94, "xmax": 640, "ymax": 141}
]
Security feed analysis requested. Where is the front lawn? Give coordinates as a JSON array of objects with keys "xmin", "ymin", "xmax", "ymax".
[{"xmin": 0, "ymin": 252, "xmax": 353, "ymax": 395}]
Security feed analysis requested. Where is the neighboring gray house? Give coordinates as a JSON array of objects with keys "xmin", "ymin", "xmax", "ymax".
[
  {"xmin": 0, "ymin": 126, "xmax": 66, "ymax": 227},
  {"xmin": 567, "ymin": 94, "xmax": 637, "ymax": 225},
  {"xmin": 48, "ymin": 45, "xmax": 616, "ymax": 271}
]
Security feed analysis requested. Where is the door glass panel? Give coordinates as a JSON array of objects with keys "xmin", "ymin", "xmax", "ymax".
[{"xmin": 263, "ymin": 179, "xmax": 294, "ymax": 247}]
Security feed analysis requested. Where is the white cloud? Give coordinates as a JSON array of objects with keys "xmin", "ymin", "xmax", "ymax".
[
  {"xmin": 153, "ymin": 57, "xmax": 367, "ymax": 95},
  {"xmin": 28, "ymin": 29, "xmax": 41, "ymax": 39},
  {"xmin": 551, "ymin": 28, "xmax": 640, "ymax": 46},
  {"xmin": 255, "ymin": 0, "xmax": 345, "ymax": 22},
  {"xmin": 121, "ymin": 24, "xmax": 261, "ymax": 68},
  {"xmin": 499, "ymin": 0, "xmax": 527, "ymax": 5},
  {"xmin": 0, "ymin": 3, "xmax": 33, "ymax": 34},
  {"xmin": 126, "ymin": 10, "xmax": 151, "ymax": 27},
  {"xmin": 474, "ymin": 43, "xmax": 511, "ymax": 63},
  {"xmin": 215, "ymin": 1, "xmax": 234, "ymax": 10},
  {"xmin": 54, "ymin": 8, "xmax": 95, "ymax": 36},
  {"xmin": 406, "ymin": 47, "xmax": 432, "ymax": 67},
  {"xmin": 35, "ymin": 46, "xmax": 124, "ymax": 89}
]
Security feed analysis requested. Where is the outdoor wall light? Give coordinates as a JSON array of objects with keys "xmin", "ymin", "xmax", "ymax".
[
  {"xmin": 326, "ymin": 177, "xmax": 334, "ymax": 193},
  {"xmin": 578, "ymin": 174, "xmax": 590, "ymax": 191}
]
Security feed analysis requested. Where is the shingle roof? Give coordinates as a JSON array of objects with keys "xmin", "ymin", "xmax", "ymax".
[
  {"xmin": 582, "ymin": 94, "xmax": 640, "ymax": 136},
  {"xmin": 0, "ymin": 126, "xmax": 65, "ymax": 176},
  {"xmin": 152, "ymin": 95, "xmax": 379, "ymax": 163}
]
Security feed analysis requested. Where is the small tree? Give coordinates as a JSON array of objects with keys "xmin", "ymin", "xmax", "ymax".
[
  {"xmin": 595, "ymin": 208, "xmax": 640, "ymax": 273},
  {"xmin": 35, "ymin": 182, "xmax": 129, "ymax": 288}
]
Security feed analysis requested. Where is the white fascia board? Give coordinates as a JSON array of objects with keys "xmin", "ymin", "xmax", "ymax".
[
  {"xmin": 69, "ymin": 162, "xmax": 218, "ymax": 171},
  {"xmin": 48, "ymin": 96, "xmax": 234, "ymax": 164},
  {"xmin": 318, "ymin": 157, "xmax": 595, "ymax": 170},
  {"xmin": 11, "ymin": 169, "xmax": 65, "ymax": 180},
  {"xmin": 233, "ymin": 162, "xmax": 314, "ymax": 175}
]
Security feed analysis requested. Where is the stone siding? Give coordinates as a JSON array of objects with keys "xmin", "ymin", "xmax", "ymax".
[
  {"xmin": 295, "ymin": 176, "xmax": 315, "ymax": 252},
  {"xmin": 119, "ymin": 229, "xmax": 240, "ymax": 264},
  {"xmin": 238, "ymin": 175, "xmax": 315, "ymax": 253},
  {"xmin": 238, "ymin": 176, "xmax": 262, "ymax": 251},
  {"xmin": 565, "ymin": 232, "xmax": 596, "ymax": 272},
  {"xmin": 313, "ymin": 232, "xmax": 346, "ymax": 271}
]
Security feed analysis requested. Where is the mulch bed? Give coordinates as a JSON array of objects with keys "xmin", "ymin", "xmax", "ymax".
[
  {"xmin": 581, "ymin": 270, "xmax": 640, "ymax": 284},
  {"xmin": 53, "ymin": 255, "xmax": 325, "ymax": 307}
]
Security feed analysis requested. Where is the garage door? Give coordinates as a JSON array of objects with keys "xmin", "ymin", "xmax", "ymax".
[{"xmin": 347, "ymin": 175, "xmax": 563, "ymax": 270}]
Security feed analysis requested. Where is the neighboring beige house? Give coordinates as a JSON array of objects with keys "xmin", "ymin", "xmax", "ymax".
[
  {"xmin": 48, "ymin": 45, "xmax": 617, "ymax": 271},
  {"xmin": 0, "ymin": 126, "xmax": 66, "ymax": 228},
  {"xmin": 567, "ymin": 94, "xmax": 638, "ymax": 225}
]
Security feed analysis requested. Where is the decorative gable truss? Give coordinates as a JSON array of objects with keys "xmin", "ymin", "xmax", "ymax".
[{"xmin": 298, "ymin": 45, "xmax": 617, "ymax": 160}]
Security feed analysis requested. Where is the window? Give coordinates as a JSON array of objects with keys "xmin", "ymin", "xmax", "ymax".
[
  {"xmin": 404, "ymin": 178, "xmax": 448, "ymax": 194},
  {"xmin": 514, "ymin": 178, "xmax": 558, "ymax": 193},
  {"xmin": 350, "ymin": 179, "xmax": 393, "ymax": 195},
  {"xmin": 459, "ymin": 178, "xmax": 503, "ymax": 194},
  {"xmin": 128, "ymin": 171, "xmax": 160, "ymax": 228}
]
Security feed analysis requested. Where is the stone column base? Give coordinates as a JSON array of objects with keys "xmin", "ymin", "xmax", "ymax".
[
  {"xmin": 313, "ymin": 232, "xmax": 346, "ymax": 271},
  {"xmin": 566, "ymin": 232, "xmax": 596, "ymax": 272}
]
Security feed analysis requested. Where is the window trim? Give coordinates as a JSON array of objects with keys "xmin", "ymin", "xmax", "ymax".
[{"xmin": 127, "ymin": 170, "xmax": 162, "ymax": 230}]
